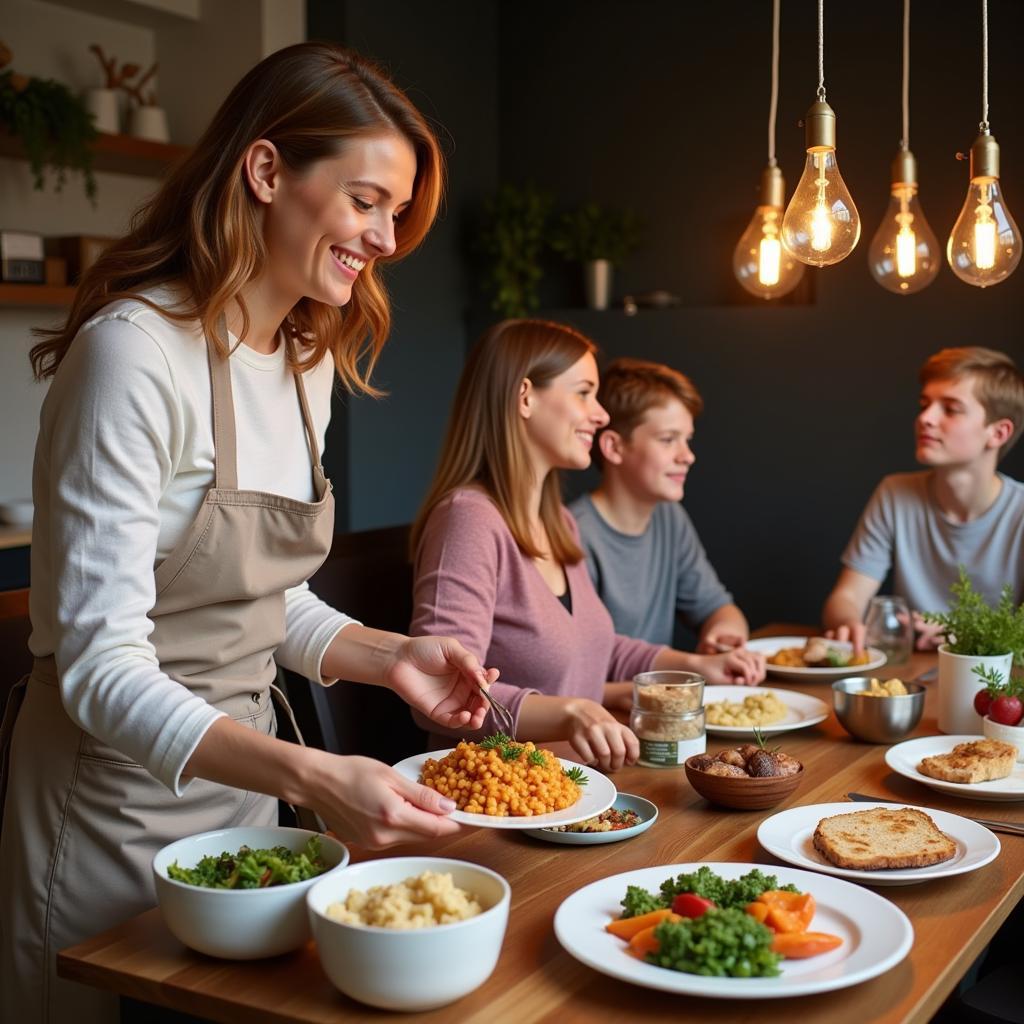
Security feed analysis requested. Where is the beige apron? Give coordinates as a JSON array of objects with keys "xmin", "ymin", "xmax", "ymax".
[{"xmin": 0, "ymin": 331, "xmax": 335, "ymax": 1024}]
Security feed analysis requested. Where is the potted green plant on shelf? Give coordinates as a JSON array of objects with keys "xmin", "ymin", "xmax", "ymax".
[
  {"xmin": 922, "ymin": 567, "xmax": 1024, "ymax": 734},
  {"xmin": 475, "ymin": 183, "xmax": 552, "ymax": 319},
  {"xmin": 0, "ymin": 42, "xmax": 97, "ymax": 200},
  {"xmin": 550, "ymin": 202, "xmax": 642, "ymax": 311}
]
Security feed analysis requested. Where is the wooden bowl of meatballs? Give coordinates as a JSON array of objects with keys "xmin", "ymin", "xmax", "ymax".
[{"xmin": 685, "ymin": 743, "xmax": 804, "ymax": 810}]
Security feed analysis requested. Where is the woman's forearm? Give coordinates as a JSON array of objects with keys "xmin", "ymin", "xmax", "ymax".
[
  {"xmin": 318, "ymin": 624, "xmax": 406, "ymax": 686},
  {"xmin": 650, "ymin": 647, "xmax": 702, "ymax": 672}
]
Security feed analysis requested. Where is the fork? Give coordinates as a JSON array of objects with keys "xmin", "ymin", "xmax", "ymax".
[
  {"xmin": 846, "ymin": 792, "xmax": 1024, "ymax": 836},
  {"xmin": 476, "ymin": 682, "xmax": 517, "ymax": 740}
]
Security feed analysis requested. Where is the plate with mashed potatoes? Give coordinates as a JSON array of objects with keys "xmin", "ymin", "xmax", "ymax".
[{"xmin": 704, "ymin": 686, "xmax": 830, "ymax": 736}]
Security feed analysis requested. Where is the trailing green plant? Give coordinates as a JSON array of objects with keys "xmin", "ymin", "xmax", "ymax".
[
  {"xmin": 475, "ymin": 182, "xmax": 552, "ymax": 318},
  {"xmin": 549, "ymin": 202, "xmax": 642, "ymax": 266},
  {"xmin": 922, "ymin": 566, "xmax": 1024, "ymax": 664},
  {"xmin": 0, "ymin": 69, "xmax": 97, "ymax": 201}
]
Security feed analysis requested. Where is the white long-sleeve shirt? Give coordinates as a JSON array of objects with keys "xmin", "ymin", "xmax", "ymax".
[{"xmin": 29, "ymin": 288, "xmax": 356, "ymax": 794}]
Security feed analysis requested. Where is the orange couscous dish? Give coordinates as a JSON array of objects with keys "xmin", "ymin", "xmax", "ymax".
[{"xmin": 419, "ymin": 735, "xmax": 584, "ymax": 817}]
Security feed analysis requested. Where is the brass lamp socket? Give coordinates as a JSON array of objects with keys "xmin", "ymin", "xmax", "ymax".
[
  {"xmin": 970, "ymin": 132, "xmax": 1000, "ymax": 182},
  {"xmin": 891, "ymin": 149, "xmax": 918, "ymax": 188},
  {"xmin": 759, "ymin": 164, "xmax": 786, "ymax": 208},
  {"xmin": 803, "ymin": 100, "xmax": 836, "ymax": 152}
]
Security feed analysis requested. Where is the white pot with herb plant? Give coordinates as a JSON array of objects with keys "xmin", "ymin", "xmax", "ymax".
[
  {"xmin": 922, "ymin": 568, "xmax": 1024, "ymax": 735},
  {"xmin": 550, "ymin": 203, "xmax": 641, "ymax": 310}
]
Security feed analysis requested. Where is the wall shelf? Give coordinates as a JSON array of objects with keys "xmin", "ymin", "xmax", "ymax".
[
  {"xmin": 0, "ymin": 131, "xmax": 190, "ymax": 178},
  {"xmin": 0, "ymin": 284, "xmax": 77, "ymax": 307}
]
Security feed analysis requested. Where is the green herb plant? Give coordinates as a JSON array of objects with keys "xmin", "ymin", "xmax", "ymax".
[
  {"xmin": 475, "ymin": 183, "xmax": 552, "ymax": 318},
  {"xmin": 922, "ymin": 566, "xmax": 1024, "ymax": 664},
  {"xmin": 549, "ymin": 202, "xmax": 642, "ymax": 267},
  {"xmin": 0, "ymin": 69, "xmax": 98, "ymax": 201}
]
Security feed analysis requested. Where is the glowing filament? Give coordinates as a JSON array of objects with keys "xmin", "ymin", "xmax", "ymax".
[
  {"xmin": 810, "ymin": 153, "xmax": 832, "ymax": 252},
  {"xmin": 758, "ymin": 237, "xmax": 781, "ymax": 286},
  {"xmin": 895, "ymin": 204, "xmax": 917, "ymax": 278}
]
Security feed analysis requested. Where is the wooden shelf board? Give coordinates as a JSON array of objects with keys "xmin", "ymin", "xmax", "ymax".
[
  {"xmin": 0, "ymin": 130, "xmax": 189, "ymax": 178},
  {"xmin": 0, "ymin": 283, "xmax": 76, "ymax": 307}
]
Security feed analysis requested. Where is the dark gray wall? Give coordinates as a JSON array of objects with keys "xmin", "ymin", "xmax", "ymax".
[
  {"xmin": 311, "ymin": 0, "xmax": 1024, "ymax": 629},
  {"xmin": 308, "ymin": 0, "xmax": 499, "ymax": 530},
  {"xmin": 496, "ymin": 0, "xmax": 1024, "ymax": 628}
]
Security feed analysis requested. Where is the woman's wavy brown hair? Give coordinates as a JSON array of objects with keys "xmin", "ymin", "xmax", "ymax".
[
  {"xmin": 411, "ymin": 319, "xmax": 598, "ymax": 565},
  {"xmin": 30, "ymin": 42, "xmax": 444, "ymax": 392}
]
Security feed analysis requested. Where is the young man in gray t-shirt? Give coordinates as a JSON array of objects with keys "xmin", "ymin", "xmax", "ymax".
[
  {"xmin": 570, "ymin": 359, "xmax": 754, "ymax": 653},
  {"xmin": 823, "ymin": 346, "xmax": 1024, "ymax": 652}
]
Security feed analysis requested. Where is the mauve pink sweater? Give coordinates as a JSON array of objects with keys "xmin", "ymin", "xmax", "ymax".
[{"xmin": 410, "ymin": 487, "xmax": 663, "ymax": 744}]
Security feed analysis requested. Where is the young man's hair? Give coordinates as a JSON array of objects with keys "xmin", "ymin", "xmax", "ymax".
[
  {"xmin": 598, "ymin": 357, "xmax": 703, "ymax": 442},
  {"xmin": 920, "ymin": 347, "xmax": 1024, "ymax": 458}
]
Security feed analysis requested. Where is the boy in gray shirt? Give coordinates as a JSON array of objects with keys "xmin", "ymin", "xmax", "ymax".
[
  {"xmin": 823, "ymin": 346, "xmax": 1024, "ymax": 651},
  {"xmin": 570, "ymin": 358, "xmax": 752, "ymax": 652}
]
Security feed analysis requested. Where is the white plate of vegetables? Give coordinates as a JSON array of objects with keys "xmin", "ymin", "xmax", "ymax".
[{"xmin": 554, "ymin": 862, "xmax": 913, "ymax": 998}]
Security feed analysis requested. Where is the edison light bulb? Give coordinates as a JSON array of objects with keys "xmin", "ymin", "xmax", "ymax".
[
  {"xmin": 782, "ymin": 101, "xmax": 860, "ymax": 267},
  {"xmin": 868, "ymin": 150, "xmax": 940, "ymax": 294},
  {"xmin": 947, "ymin": 132, "xmax": 1021, "ymax": 287},
  {"xmin": 733, "ymin": 165, "xmax": 806, "ymax": 298}
]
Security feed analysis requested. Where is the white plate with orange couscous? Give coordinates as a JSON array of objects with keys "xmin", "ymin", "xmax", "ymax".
[{"xmin": 392, "ymin": 736, "xmax": 616, "ymax": 830}]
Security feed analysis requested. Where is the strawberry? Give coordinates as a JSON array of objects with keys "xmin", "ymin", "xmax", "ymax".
[{"xmin": 974, "ymin": 689, "xmax": 994, "ymax": 717}]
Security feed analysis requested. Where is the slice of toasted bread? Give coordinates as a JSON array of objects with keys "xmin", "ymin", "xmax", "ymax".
[
  {"xmin": 917, "ymin": 739, "xmax": 1016, "ymax": 784},
  {"xmin": 812, "ymin": 808, "xmax": 956, "ymax": 871}
]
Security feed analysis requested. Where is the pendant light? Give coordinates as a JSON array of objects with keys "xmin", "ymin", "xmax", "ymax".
[
  {"xmin": 947, "ymin": 0, "xmax": 1021, "ymax": 287},
  {"xmin": 733, "ymin": 0, "xmax": 805, "ymax": 299},
  {"xmin": 868, "ymin": 0, "xmax": 939, "ymax": 294},
  {"xmin": 782, "ymin": 0, "xmax": 860, "ymax": 267}
]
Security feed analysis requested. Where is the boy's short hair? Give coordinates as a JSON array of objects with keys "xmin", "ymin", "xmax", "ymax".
[
  {"xmin": 598, "ymin": 357, "xmax": 703, "ymax": 441},
  {"xmin": 920, "ymin": 347, "xmax": 1024, "ymax": 458}
]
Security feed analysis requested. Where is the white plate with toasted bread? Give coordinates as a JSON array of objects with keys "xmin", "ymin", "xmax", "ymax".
[
  {"xmin": 885, "ymin": 735, "xmax": 1024, "ymax": 802},
  {"xmin": 704, "ymin": 685, "xmax": 830, "ymax": 735},
  {"xmin": 747, "ymin": 636, "xmax": 886, "ymax": 682},
  {"xmin": 757, "ymin": 801, "xmax": 1000, "ymax": 886},
  {"xmin": 555, "ymin": 861, "xmax": 913, "ymax": 998}
]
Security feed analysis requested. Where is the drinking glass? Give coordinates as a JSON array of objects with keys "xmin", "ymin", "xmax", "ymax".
[{"xmin": 864, "ymin": 596, "xmax": 913, "ymax": 668}]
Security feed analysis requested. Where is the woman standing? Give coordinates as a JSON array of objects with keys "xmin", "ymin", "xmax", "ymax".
[
  {"xmin": 0, "ymin": 43, "xmax": 494, "ymax": 1023},
  {"xmin": 411, "ymin": 319, "xmax": 765, "ymax": 771}
]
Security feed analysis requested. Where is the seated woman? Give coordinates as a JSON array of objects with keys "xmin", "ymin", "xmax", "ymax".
[{"xmin": 409, "ymin": 319, "xmax": 766, "ymax": 771}]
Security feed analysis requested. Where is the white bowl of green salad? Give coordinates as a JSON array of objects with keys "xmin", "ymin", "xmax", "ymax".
[{"xmin": 152, "ymin": 826, "xmax": 349, "ymax": 959}]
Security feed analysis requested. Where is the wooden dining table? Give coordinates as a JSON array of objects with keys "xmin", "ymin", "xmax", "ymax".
[{"xmin": 58, "ymin": 648, "xmax": 1024, "ymax": 1024}]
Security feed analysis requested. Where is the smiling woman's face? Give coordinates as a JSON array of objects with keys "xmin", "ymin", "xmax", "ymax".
[{"xmin": 256, "ymin": 132, "xmax": 417, "ymax": 308}]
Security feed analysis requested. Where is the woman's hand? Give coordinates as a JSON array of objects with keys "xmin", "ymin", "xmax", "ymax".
[
  {"xmin": 305, "ymin": 750, "xmax": 463, "ymax": 849},
  {"xmin": 563, "ymin": 697, "xmax": 639, "ymax": 771},
  {"xmin": 696, "ymin": 648, "xmax": 766, "ymax": 685},
  {"xmin": 385, "ymin": 635, "xmax": 498, "ymax": 730}
]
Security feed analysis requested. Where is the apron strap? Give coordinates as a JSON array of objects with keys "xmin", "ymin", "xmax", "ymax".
[
  {"xmin": 207, "ymin": 317, "xmax": 239, "ymax": 491},
  {"xmin": 0, "ymin": 675, "xmax": 30, "ymax": 829},
  {"xmin": 286, "ymin": 336, "xmax": 326, "ymax": 478},
  {"xmin": 269, "ymin": 680, "xmax": 328, "ymax": 834}
]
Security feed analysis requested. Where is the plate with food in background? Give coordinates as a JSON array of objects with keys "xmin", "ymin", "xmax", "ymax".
[
  {"xmin": 885, "ymin": 735, "xmax": 1024, "ymax": 802},
  {"xmin": 554, "ymin": 861, "xmax": 913, "ymax": 998},
  {"xmin": 757, "ymin": 801, "xmax": 1000, "ymax": 886},
  {"xmin": 704, "ymin": 685, "xmax": 830, "ymax": 735},
  {"xmin": 524, "ymin": 793, "xmax": 658, "ymax": 845},
  {"xmin": 392, "ymin": 735, "xmax": 616, "ymax": 829},
  {"xmin": 747, "ymin": 636, "xmax": 886, "ymax": 681}
]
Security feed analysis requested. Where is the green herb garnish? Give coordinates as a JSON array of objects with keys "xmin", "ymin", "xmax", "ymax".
[
  {"xmin": 501, "ymin": 744, "xmax": 524, "ymax": 761},
  {"xmin": 528, "ymin": 749, "xmax": 546, "ymax": 766},
  {"xmin": 563, "ymin": 766, "xmax": 588, "ymax": 786},
  {"xmin": 479, "ymin": 732, "xmax": 513, "ymax": 750}
]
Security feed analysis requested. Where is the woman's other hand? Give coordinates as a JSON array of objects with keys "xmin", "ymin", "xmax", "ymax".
[
  {"xmin": 563, "ymin": 697, "xmax": 639, "ymax": 771},
  {"xmin": 386, "ymin": 635, "xmax": 497, "ymax": 729},
  {"xmin": 307, "ymin": 751, "xmax": 463, "ymax": 848}
]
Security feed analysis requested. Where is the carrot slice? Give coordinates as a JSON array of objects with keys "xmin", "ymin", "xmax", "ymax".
[
  {"xmin": 772, "ymin": 931, "xmax": 843, "ymax": 958},
  {"xmin": 627, "ymin": 923, "xmax": 666, "ymax": 958},
  {"xmin": 745, "ymin": 901, "xmax": 770, "ymax": 924},
  {"xmin": 605, "ymin": 908, "xmax": 677, "ymax": 940},
  {"xmin": 766, "ymin": 905, "xmax": 806, "ymax": 934}
]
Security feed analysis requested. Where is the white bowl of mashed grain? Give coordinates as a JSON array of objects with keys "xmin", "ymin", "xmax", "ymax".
[{"xmin": 306, "ymin": 857, "xmax": 510, "ymax": 1011}]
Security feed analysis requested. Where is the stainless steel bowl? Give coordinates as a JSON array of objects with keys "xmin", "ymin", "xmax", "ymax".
[{"xmin": 831, "ymin": 677, "xmax": 926, "ymax": 743}]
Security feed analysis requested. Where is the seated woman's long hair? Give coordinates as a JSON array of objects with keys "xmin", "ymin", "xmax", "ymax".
[
  {"xmin": 30, "ymin": 42, "xmax": 444, "ymax": 394},
  {"xmin": 412, "ymin": 318, "xmax": 597, "ymax": 565}
]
